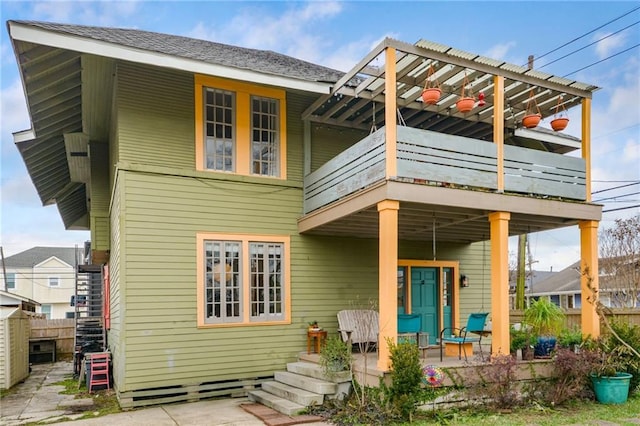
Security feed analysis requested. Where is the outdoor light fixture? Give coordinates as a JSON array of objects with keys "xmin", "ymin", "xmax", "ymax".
[{"xmin": 460, "ymin": 275, "xmax": 469, "ymax": 288}]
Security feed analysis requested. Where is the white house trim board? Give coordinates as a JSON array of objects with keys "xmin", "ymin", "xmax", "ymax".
[
  {"xmin": 33, "ymin": 256, "xmax": 73, "ymax": 269},
  {"xmin": 8, "ymin": 23, "xmax": 332, "ymax": 95}
]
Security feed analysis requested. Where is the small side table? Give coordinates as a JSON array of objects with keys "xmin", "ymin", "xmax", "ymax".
[{"xmin": 307, "ymin": 329, "xmax": 328, "ymax": 354}]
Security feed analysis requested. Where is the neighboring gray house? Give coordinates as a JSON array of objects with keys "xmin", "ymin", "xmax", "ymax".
[
  {"xmin": 527, "ymin": 259, "xmax": 640, "ymax": 309},
  {"xmin": 1, "ymin": 247, "xmax": 82, "ymax": 319}
]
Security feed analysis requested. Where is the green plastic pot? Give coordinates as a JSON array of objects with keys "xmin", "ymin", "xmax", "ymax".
[{"xmin": 590, "ymin": 372, "xmax": 632, "ymax": 404}]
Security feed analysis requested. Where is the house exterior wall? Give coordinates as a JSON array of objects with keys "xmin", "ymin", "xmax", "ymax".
[
  {"xmin": 1, "ymin": 259, "xmax": 75, "ymax": 319},
  {"xmin": 104, "ymin": 61, "xmax": 485, "ymax": 392},
  {"xmin": 90, "ymin": 141, "xmax": 111, "ymax": 252}
]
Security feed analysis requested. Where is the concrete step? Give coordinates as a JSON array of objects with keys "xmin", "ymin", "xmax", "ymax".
[
  {"xmin": 275, "ymin": 371, "xmax": 336, "ymax": 395},
  {"xmin": 261, "ymin": 381, "xmax": 323, "ymax": 406},
  {"xmin": 287, "ymin": 361, "xmax": 352, "ymax": 383},
  {"xmin": 247, "ymin": 389, "xmax": 306, "ymax": 416}
]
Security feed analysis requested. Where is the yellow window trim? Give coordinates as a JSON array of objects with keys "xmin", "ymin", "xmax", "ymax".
[
  {"xmin": 196, "ymin": 232, "xmax": 291, "ymax": 328},
  {"xmin": 194, "ymin": 74, "xmax": 287, "ymax": 179}
]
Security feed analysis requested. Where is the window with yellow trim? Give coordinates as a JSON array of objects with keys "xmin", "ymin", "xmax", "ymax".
[
  {"xmin": 198, "ymin": 233, "xmax": 289, "ymax": 326},
  {"xmin": 196, "ymin": 75, "xmax": 286, "ymax": 178}
]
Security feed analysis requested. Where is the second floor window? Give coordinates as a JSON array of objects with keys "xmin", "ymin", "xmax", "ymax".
[
  {"xmin": 6, "ymin": 272, "xmax": 16, "ymax": 289},
  {"xmin": 49, "ymin": 277, "xmax": 59, "ymax": 287},
  {"xmin": 195, "ymin": 75, "xmax": 287, "ymax": 179},
  {"xmin": 204, "ymin": 88, "xmax": 235, "ymax": 172}
]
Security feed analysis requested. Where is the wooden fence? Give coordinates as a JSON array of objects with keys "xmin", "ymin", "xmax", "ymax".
[
  {"xmin": 510, "ymin": 308, "xmax": 640, "ymax": 330},
  {"xmin": 29, "ymin": 318, "xmax": 75, "ymax": 359}
]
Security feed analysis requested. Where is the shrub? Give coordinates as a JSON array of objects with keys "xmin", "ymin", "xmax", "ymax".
[
  {"xmin": 606, "ymin": 317, "xmax": 640, "ymax": 393},
  {"xmin": 388, "ymin": 339, "xmax": 424, "ymax": 421},
  {"xmin": 473, "ymin": 354, "xmax": 521, "ymax": 409},
  {"xmin": 541, "ymin": 347, "xmax": 599, "ymax": 405}
]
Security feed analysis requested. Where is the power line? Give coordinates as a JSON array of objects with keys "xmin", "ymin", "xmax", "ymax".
[
  {"xmin": 538, "ymin": 20, "xmax": 640, "ymax": 70},
  {"xmin": 526, "ymin": 5, "xmax": 640, "ymax": 65},
  {"xmin": 594, "ymin": 191, "xmax": 640, "ymax": 202},
  {"xmin": 603, "ymin": 204, "xmax": 640, "ymax": 213},
  {"xmin": 592, "ymin": 181, "xmax": 640, "ymax": 195},
  {"xmin": 563, "ymin": 43, "xmax": 640, "ymax": 77}
]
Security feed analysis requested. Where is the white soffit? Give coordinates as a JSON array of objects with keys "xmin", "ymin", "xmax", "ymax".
[{"xmin": 64, "ymin": 133, "xmax": 90, "ymax": 183}]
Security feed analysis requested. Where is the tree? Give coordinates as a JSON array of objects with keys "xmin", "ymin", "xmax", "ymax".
[{"xmin": 599, "ymin": 215, "xmax": 640, "ymax": 308}]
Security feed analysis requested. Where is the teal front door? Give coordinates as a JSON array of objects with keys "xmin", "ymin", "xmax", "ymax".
[{"xmin": 411, "ymin": 267, "xmax": 438, "ymax": 345}]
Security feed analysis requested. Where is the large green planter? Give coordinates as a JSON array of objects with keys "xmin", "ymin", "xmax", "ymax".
[{"xmin": 591, "ymin": 372, "xmax": 632, "ymax": 404}]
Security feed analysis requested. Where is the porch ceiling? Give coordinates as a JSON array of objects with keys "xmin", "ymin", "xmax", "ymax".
[
  {"xmin": 301, "ymin": 202, "xmax": 584, "ymax": 244},
  {"xmin": 298, "ymin": 181, "xmax": 602, "ymax": 244},
  {"xmin": 302, "ymin": 38, "xmax": 599, "ymax": 147}
]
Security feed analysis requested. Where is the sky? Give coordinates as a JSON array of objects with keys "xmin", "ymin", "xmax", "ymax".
[{"xmin": 0, "ymin": 1, "xmax": 639, "ymax": 271}]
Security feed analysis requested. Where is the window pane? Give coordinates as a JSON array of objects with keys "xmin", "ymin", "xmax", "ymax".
[
  {"xmin": 250, "ymin": 242, "xmax": 283, "ymax": 320},
  {"xmin": 250, "ymin": 96, "xmax": 279, "ymax": 177},
  {"xmin": 204, "ymin": 87, "xmax": 235, "ymax": 172},
  {"xmin": 7, "ymin": 272, "xmax": 15, "ymax": 289},
  {"xmin": 204, "ymin": 240, "xmax": 241, "ymax": 323}
]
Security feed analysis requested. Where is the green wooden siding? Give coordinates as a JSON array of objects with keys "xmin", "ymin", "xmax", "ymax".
[
  {"xmin": 89, "ymin": 141, "xmax": 111, "ymax": 250},
  {"xmin": 107, "ymin": 172, "xmax": 123, "ymax": 386},
  {"xmin": 107, "ymin": 63, "xmax": 482, "ymax": 393},
  {"xmin": 310, "ymin": 125, "xmax": 367, "ymax": 172},
  {"xmin": 117, "ymin": 62, "xmax": 194, "ymax": 168}
]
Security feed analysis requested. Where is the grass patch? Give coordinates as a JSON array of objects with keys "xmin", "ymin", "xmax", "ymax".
[
  {"xmin": 48, "ymin": 375, "xmax": 122, "ymax": 421},
  {"xmin": 410, "ymin": 393, "xmax": 640, "ymax": 425}
]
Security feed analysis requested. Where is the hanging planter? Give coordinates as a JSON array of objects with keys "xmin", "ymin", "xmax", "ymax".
[
  {"xmin": 455, "ymin": 72, "xmax": 475, "ymax": 113},
  {"xmin": 522, "ymin": 89, "xmax": 541, "ymax": 128},
  {"xmin": 421, "ymin": 64, "xmax": 441, "ymax": 105},
  {"xmin": 550, "ymin": 95, "xmax": 570, "ymax": 131}
]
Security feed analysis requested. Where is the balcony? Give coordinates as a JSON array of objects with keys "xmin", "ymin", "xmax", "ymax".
[{"xmin": 304, "ymin": 125, "xmax": 587, "ymax": 214}]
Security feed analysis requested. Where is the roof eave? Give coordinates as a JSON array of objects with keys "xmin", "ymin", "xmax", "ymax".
[{"xmin": 8, "ymin": 21, "xmax": 333, "ymax": 95}]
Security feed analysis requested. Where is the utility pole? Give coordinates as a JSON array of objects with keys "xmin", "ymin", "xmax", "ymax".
[
  {"xmin": 516, "ymin": 55, "xmax": 536, "ymax": 310},
  {"xmin": 1, "ymin": 246, "xmax": 8, "ymax": 292}
]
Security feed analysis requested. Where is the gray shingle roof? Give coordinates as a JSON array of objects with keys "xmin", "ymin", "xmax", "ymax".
[
  {"xmin": 14, "ymin": 21, "xmax": 345, "ymax": 84},
  {"xmin": 4, "ymin": 247, "xmax": 81, "ymax": 268},
  {"xmin": 529, "ymin": 261, "xmax": 581, "ymax": 294}
]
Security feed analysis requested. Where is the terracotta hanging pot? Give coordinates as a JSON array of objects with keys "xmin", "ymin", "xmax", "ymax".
[
  {"xmin": 550, "ymin": 96, "xmax": 569, "ymax": 131},
  {"xmin": 522, "ymin": 89, "xmax": 542, "ymax": 128},
  {"xmin": 456, "ymin": 97, "xmax": 475, "ymax": 113},
  {"xmin": 420, "ymin": 64, "xmax": 441, "ymax": 105},
  {"xmin": 421, "ymin": 88, "xmax": 441, "ymax": 105},
  {"xmin": 455, "ymin": 72, "xmax": 475, "ymax": 113},
  {"xmin": 523, "ymin": 113, "xmax": 542, "ymax": 128},
  {"xmin": 551, "ymin": 117, "xmax": 569, "ymax": 131}
]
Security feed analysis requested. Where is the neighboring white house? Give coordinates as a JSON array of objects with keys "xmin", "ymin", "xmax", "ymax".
[{"xmin": 1, "ymin": 247, "xmax": 82, "ymax": 319}]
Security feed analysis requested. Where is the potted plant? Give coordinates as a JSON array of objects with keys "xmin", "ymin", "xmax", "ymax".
[
  {"xmin": 523, "ymin": 298, "xmax": 565, "ymax": 358},
  {"xmin": 421, "ymin": 64, "xmax": 441, "ymax": 105},
  {"xmin": 510, "ymin": 325, "xmax": 536, "ymax": 360},
  {"xmin": 308, "ymin": 321, "xmax": 320, "ymax": 331},
  {"xmin": 558, "ymin": 326, "xmax": 583, "ymax": 352},
  {"xmin": 522, "ymin": 88, "xmax": 541, "ymax": 128},
  {"xmin": 550, "ymin": 95, "xmax": 569, "ymax": 131},
  {"xmin": 586, "ymin": 339, "xmax": 634, "ymax": 404},
  {"xmin": 319, "ymin": 335, "xmax": 353, "ymax": 379},
  {"xmin": 455, "ymin": 72, "xmax": 475, "ymax": 113}
]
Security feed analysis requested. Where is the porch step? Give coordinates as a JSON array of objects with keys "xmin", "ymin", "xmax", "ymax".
[
  {"xmin": 287, "ymin": 361, "xmax": 352, "ymax": 383},
  {"xmin": 247, "ymin": 390, "xmax": 306, "ymax": 416},
  {"xmin": 261, "ymin": 381, "xmax": 324, "ymax": 406},
  {"xmin": 274, "ymin": 371, "xmax": 336, "ymax": 395}
]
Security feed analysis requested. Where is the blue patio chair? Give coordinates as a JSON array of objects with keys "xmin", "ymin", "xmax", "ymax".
[{"xmin": 439, "ymin": 312, "xmax": 489, "ymax": 361}]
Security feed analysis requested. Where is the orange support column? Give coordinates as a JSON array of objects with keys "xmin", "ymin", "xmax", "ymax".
[
  {"xmin": 580, "ymin": 220, "xmax": 600, "ymax": 338},
  {"xmin": 384, "ymin": 46, "xmax": 397, "ymax": 179},
  {"xmin": 488, "ymin": 211, "xmax": 510, "ymax": 355},
  {"xmin": 493, "ymin": 75, "xmax": 505, "ymax": 192},
  {"xmin": 377, "ymin": 200, "xmax": 399, "ymax": 371}
]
